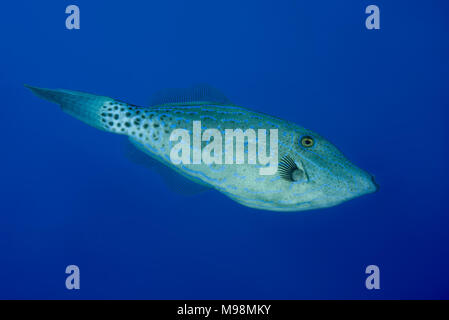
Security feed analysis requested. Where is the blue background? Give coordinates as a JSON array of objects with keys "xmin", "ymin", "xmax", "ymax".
[{"xmin": 0, "ymin": 0, "xmax": 448, "ymax": 299}]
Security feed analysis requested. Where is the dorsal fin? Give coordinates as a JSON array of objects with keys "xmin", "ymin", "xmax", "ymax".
[{"xmin": 149, "ymin": 84, "xmax": 233, "ymax": 106}]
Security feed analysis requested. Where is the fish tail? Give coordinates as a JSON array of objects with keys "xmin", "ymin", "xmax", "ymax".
[{"xmin": 25, "ymin": 84, "xmax": 113, "ymax": 131}]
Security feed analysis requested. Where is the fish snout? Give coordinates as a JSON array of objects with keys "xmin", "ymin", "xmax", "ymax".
[
  {"xmin": 370, "ymin": 175, "xmax": 380, "ymax": 193},
  {"xmin": 356, "ymin": 172, "xmax": 379, "ymax": 195}
]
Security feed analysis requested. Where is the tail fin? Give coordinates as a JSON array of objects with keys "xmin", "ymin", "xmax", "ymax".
[{"xmin": 25, "ymin": 85, "xmax": 113, "ymax": 131}]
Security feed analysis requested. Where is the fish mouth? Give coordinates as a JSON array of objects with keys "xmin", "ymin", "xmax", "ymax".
[
  {"xmin": 370, "ymin": 175, "xmax": 380, "ymax": 193},
  {"xmin": 352, "ymin": 171, "xmax": 379, "ymax": 197}
]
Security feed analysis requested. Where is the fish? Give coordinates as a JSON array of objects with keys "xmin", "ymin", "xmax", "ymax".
[{"xmin": 25, "ymin": 84, "xmax": 378, "ymax": 212}]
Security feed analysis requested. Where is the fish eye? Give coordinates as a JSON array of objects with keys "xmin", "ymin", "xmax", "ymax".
[{"xmin": 300, "ymin": 136, "xmax": 314, "ymax": 148}]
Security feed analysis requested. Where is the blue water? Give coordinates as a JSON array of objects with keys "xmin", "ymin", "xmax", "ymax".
[{"xmin": 1, "ymin": 0, "xmax": 448, "ymax": 299}]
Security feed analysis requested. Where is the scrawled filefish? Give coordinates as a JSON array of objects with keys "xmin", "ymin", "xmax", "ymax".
[{"xmin": 25, "ymin": 84, "xmax": 378, "ymax": 212}]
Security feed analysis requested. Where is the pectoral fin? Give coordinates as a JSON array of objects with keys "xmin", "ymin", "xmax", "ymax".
[{"xmin": 123, "ymin": 137, "xmax": 210, "ymax": 195}]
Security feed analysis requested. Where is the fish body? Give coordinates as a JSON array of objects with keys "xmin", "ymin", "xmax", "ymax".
[{"xmin": 26, "ymin": 85, "xmax": 378, "ymax": 212}]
